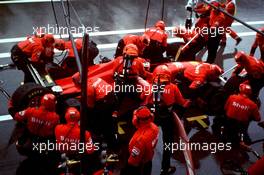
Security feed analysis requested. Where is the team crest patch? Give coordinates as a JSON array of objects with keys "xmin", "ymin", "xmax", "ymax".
[{"xmin": 131, "ymin": 147, "xmax": 140, "ymax": 157}]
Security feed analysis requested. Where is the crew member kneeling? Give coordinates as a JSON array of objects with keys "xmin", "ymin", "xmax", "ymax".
[
  {"xmin": 55, "ymin": 107, "xmax": 94, "ymax": 155},
  {"xmin": 14, "ymin": 93, "xmax": 60, "ymax": 154},
  {"xmin": 11, "ymin": 34, "xmax": 55, "ymax": 82}
]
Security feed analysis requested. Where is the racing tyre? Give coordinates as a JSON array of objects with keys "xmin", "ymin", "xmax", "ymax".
[
  {"xmin": 224, "ymin": 76, "xmax": 245, "ymax": 95},
  {"xmin": 9, "ymin": 82, "xmax": 51, "ymax": 113},
  {"xmin": 208, "ymin": 89, "xmax": 228, "ymax": 115}
]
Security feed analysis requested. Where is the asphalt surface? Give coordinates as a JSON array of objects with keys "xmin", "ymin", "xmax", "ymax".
[{"xmin": 0, "ymin": 0, "xmax": 264, "ymax": 175}]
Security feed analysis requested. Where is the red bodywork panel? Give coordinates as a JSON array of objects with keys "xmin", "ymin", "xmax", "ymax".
[
  {"xmin": 55, "ymin": 60, "xmax": 116, "ymax": 95},
  {"xmin": 55, "ymin": 76, "xmax": 80, "ymax": 95}
]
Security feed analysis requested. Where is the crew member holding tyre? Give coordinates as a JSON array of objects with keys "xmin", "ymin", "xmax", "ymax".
[
  {"xmin": 14, "ymin": 93, "xmax": 60, "ymax": 154},
  {"xmin": 11, "ymin": 34, "xmax": 55, "ymax": 82}
]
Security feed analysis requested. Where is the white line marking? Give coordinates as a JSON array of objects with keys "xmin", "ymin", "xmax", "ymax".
[
  {"xmin": 235, "ymin": 32, "xmax": 256, "ymax": 36},
  {"xmin": 0, "ymin": 0, "xmax": 62, "ymax": 4},
  {"xmin": 0, "ymin": 53, "xmax": 11, "ymax": 58},
  {"xmin": 0, "ymin": 115, "xmax": 13, "ymax": 122},
  {"xmin": 0, "ymin": 30, "xmax": 147, "ymax": 44},
  {"xmin": 0, "ymin": 32, "xmax": 256, "ymax": 59},
  {"xmin": 0, "ymin": 21, "xmax": 263, "ymax": 44},
  {"xmin": 0, "ymin": 37, "xmax": 26, "ymax": 44},
  {"xmin": 232, "ymin": 21, "xmax": 264, "ymax": 26}
]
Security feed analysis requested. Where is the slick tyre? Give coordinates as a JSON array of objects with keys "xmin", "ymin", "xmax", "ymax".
[{"xmin": 9, "ymin": 82, "xmax": 51, "ymax": 113}]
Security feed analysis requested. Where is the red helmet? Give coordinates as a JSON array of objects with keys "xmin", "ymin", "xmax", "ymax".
[
  {"xmin": 235, "ymin": 51, "xmax": 248, "ymax": 63},
  {"xmin": 54, "ymin": 39, "xmax": 66, "ymax": 50},
  {"xmin": 210, "ymin": 64, "xmax": 224, "ymax": 75},
  {"xmin": 41, "ymin": 93, "xmax": 56, "ymax": 111},
  {"xmin": 140, "ymin": 34, "xmax": 150, "ymax": 46},
  {"xmin": 239, "ymin": 83, "xmax": 252, "ymax": 96},
  {"xmin": 74, "ymin": 38, "xmax": 83, "ymax": 51},
  {"xmin": 65, "ymin": 107, "xmax": 80, "ymax": 124},
  {"xmin": 155, "ymin": 20, "xmax": 166, "ymax": 30},
  {"xmin": 153, "ymin": 65, "xmax": 172, "ymax": 83},
  {"xmin": 87, "ymin": 85, "xmax": 95, "ymax": 108},
  {"xmin": 42, "ymin": 34, "xmax": 55, "ymax": 46},
  {"xmin": 132, "ymin": 106, "xmax": 153, "ymax": 126},
  {"xmin": 123, "ymin": 44, "xmax": 139, "ymax": 57}
]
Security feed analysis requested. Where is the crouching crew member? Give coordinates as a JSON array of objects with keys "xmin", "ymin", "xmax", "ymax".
[
  {"xmin": 143, "ymin": 20, "xmax": 168, "ymax": 65},
  {"xmin": 122, "ymin": 106, "xmax": 159, "ymax": 175},
  {"xmin": 115, "ymin": 34, "xmax": 150, "ymax": 58},
  {"xmin": 55, "ymin": 107, "xmax": 97, "ymax": 174},
  {"xmin": 14, "ymin": 93, "xmax": 60, "ymax": 154},
  {"xmin": 55, "ymin": 107, "xmax": 94, "ymax": 155},
  {"xmin": 11, "ymin": 34, "xmax": 55, "ymax": 82},
  {"xmin": 184, "ymin": 62, "xmax": 223, "ymax": 90},
  {"xmin": 232, "ymin": 51, "xmax": 264, "ymax": 98}
]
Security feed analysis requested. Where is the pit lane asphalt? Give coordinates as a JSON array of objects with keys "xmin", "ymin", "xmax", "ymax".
[{"xmin": 0, "ymin": 0, "xmax": 264, "ymax": 175}]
